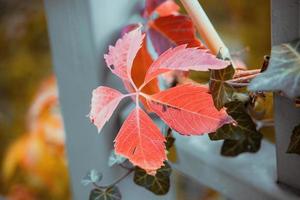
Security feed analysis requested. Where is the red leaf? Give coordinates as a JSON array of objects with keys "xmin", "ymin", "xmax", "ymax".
[
  {"xmin": 104, "ymin": 26, "xmax": 144, "ymax": 81},
  {"xmin": 121, "ymin": 24, "xmax": 140, "ymax": 37},
  {"xmin": 114, "ymin": 108, "xmax": 166, "ymax": 171},
  {"xmin": 147, "ymin": 84, "xmax": 233, "ymax": 135},
  {"xmin": 142, "ymin": 0, "xmax": 166, "ymax": 18},
  {"xmin": 149, "ymin": 15, "xmax": 204, "ymax": 55},
  {"xmin": 131, "ymin": 38, "xmax": 159, "ymax": 94},
  {"xmin": 155, "ymin": 0, "xmax": 180, "ymax": 17},
  {"xmin": 120, "ymin": 25, "xmax": 160, "ymax": 110},
  {"xmin": 144, "ymin": 45, "xmax": 230, "ymax": 85},
  {"xmin": 89, "ymin": 86, "xmax": 124, "ymax": 133},
  {"xmin": 132, "ymin": 38, "xmax": 160, "ymax": 111}
]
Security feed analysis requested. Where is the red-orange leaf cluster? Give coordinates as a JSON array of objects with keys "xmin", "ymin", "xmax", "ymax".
[{"xmin": 89, "ymin": 25, "xmax": 232, "ymax": 172}]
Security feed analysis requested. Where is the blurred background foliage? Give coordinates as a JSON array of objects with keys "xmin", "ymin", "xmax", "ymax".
[
  {"xmin": 0, "ymin": 0, "xmax": 270, "ymax": 199},
  {"xmin": 0, "ymin": 0, "xmax": 70, "ymax": 199}
]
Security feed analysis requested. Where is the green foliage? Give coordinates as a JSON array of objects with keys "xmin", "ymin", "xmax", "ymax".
[
  {"xmin": 81, "ymin": 169, "xmax": 103, "ymax": 186},
  {"xmin": 209, "ymin": 65, "xmax": 235, "ymax": 110},
  {"xmin": 287, "ymin": 124, "xmax": 300, "ymax": 155},
  {"xmin": 89, "ymin": 186, "xmax": 121, "ymax": 200},
  {"xmin": 133, "ymin": 162, "xmax": 171, "ymax": 195},
  {"xmin": 108, "ymin": 150, "xmax": 126, "ymax": 167},
  {"xmin": 249, "ymin": 39, "xmax": 300, "ymax": 99},
  {"xmin": 209, "ymin": 101, "xmax": 262, "ymax": 156}
]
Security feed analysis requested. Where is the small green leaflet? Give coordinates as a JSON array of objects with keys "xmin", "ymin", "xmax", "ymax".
[
  {"xmin": 81, "ymin": 169, "xmax": 102, "ymax": 186},
  {"xmin": 209, "ymin": 101, "xmax": 263, "ymax": 156},
  {"xmin": 89, "ymin": 186, "xmax": 121, "ymax": 200},
  {"xmin": 209, "ymin": 65, "xmax": 235, "ymax": 110},
  {"xmin": 133, "ymin": 162, "xmax": 171, "ymax": 195},
  {"xmin": 249, "ymin": 39, "xmax": 300, "ymax": 99},
  {"xmin": 108, "ymin": 150, "xmax": 126, "ymax": 167},
  {"xmin": 287, "ymin": 123, "xmax": 300, "ymax": 155}
]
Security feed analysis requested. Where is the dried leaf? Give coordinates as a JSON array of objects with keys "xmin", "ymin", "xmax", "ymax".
[
  {"xmin": 287, "ymin": 124, "xmax": 300, "ymax": 155},
  {"xmin": 209, "ymin": 65, "xmax": 235, "ymax": 110},
  {"xmin": 134, "ymin": 162, "xmax": 171, "ymax": 195},
  {"xmin": 249, "ymin": 39, "xmax": 300, "ymax": 99},
  {"xmin": 89, "ymin": 87, "xmax": 124, "ymax": 133},
  {"xmin": 114, "ymin": 108, "xmax": 166, "ymax": 171},
  {"xmin": 209, "ymin": 101, "xmax": 263, "ymax": 156},
  {"xmin": 147, "ymin": 84, "xmax": 233, "ymax": 135},
  {"xmin": 89, "ymin": 186, "xmax": 121, "ymax": 200}
]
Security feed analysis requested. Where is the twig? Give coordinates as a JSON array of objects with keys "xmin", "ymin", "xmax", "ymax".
[
  {"xmin": 120, "ymin": 163, "xmax": 133, "ymax": 171},
  {"xmin": 296, "ymin": 98, "xmax": 300, "ymax": 107},
  {"xmin": 233, "ymin": 69, "xmax": 261, "ymax": 79},
  {"xmin": 254, "ymin": 119, "xmax": 274, "ymax": 130},
  {"xmin": 92, "ymin": 169, "xmax": 134, "ymax": 190},
  {"xmin": 227, "ymin": 74, "xmax": 258, "ymax": 84},
  {"xmin": 226, "ymin": 82, "xmax": 250, "ymax": 88},
  {"xmin": 179, "ymin": 0, "xmax": 231, "ymax": 59},
  {"xmin": 260, "ymin": 55, "xmax": 270, "ymax": 72}
]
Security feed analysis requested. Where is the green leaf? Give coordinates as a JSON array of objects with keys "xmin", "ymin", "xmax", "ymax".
[
  {"xmin": 81, "ymin": 169, "xmax": 102, "ymax": 186},
  {"xmin": 209, "ymin": 65, "xmax": 235, "ymax": 109},
  {"xmin": 108, "ymin": 150, "xmax": 126, "ymax": 167},
  {"xmin": 249, "ymin": 39, "xmax": 300, "ymax": 99},
  {"xmin": 287, "ymin": 124, "xmax": 300, "ymax": 155},
  {"xmin": 133, "ymin": 162, "xmax": 171, "ymax": 195},
  {"xmin": 209, "ymin": 101, "xmax": 263, "ymax": 156},
  {"xmin": 89, "ymin": 186, "xmax": 121, "ymax": 200}
]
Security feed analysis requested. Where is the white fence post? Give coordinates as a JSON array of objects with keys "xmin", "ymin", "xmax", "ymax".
[{"xmin": 272, "ymin": 0, "xmax": 300, "ymax": 192}]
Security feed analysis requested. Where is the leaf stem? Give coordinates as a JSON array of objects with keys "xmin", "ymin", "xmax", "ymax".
[
  {"xmin": 227, "ymin": 74, "xmax": 259, "ymax": 84},
  {"xmin": 139, "ymin": 92, "xmax": 151, "ymax": 100},
  {"xmin": 92, "ymin": 169, "xmax": 134, "ymax": 190},
  {"xmin": 233, "ymin": 69, "xmax": 261, "ymax": 79},
  {"xmin": 179, "ymin": 0, "xmax": 231, "ymax": 59},
  {"xmin": 138, "ymin": 81, "xmax": 149, "ymax": 92},
  {"xmin": 225, "ymin": 82, "xmax": 250, "ymax": 88},
  {"xmin": 254, "ymin": 119, "xmax": 274, "ymax": 130},
  {"xmin": 123, "ymin": 93, "xmax": 138, "ymax": 98},
  {"xmin": 120, "ymin": 163, "xmax": 134, "ymax": 171}
]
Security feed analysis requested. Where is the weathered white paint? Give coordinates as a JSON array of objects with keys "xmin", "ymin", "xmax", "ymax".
[{"xmin": 173, "ymin": 134, "xmax": 299, "ymax": 200}]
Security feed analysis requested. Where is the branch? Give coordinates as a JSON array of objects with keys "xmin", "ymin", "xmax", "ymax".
[
  {"xmin": 92, "ymin": 169, "xmax": 134, "ymax": 189},
  {"xmin": 254, "ymin": 119, "xmax": 274, "ymax": 130},
  {"xmin": 179, "ymin": 0, "xmax": 231, "ymax": 59}
]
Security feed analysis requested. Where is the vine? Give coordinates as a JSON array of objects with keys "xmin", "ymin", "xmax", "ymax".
[{"xmin": 83, "ymin": 0, "xmax": 300, "ymax": 199}]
